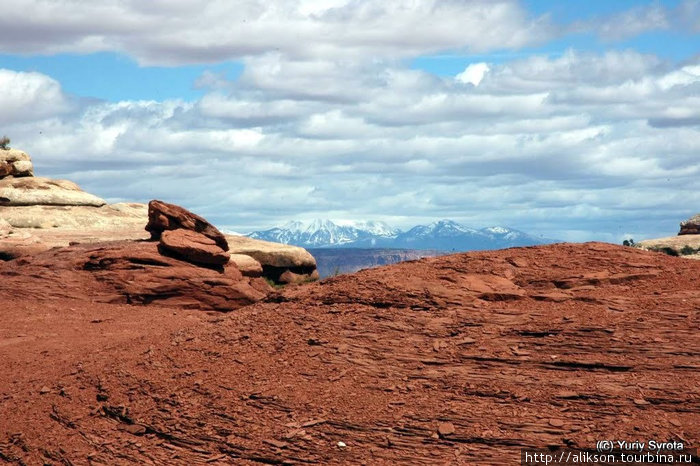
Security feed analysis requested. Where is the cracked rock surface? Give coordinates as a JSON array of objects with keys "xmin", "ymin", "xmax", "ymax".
[{"xmin": 0, "ymin": 242, "xmax": 698, "ymax": 464}]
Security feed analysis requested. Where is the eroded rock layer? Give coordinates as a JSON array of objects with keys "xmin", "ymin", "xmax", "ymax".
[{"xmin": 0, "ymin": 242, "xmax": 697, "ymax": 464}]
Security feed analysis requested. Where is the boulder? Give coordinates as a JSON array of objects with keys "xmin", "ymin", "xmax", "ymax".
[
  {"xmin": 0, "ymin": 177, "xmax": 106, "ymax": 206},
  {"xmin": 146, "ymin": 200, "xmax": 228, "ymax": 251},
  {"xmin": 0, "ymin": 149, "xmax": 33, "ymax": 178},
  {"xmin": 679, "ymin": 213, "xmax": 700, "ymax": 235},
  {"xmin": 226, "ymin": 234, "xmax": 319, "ymax": 284},
  {"xmin": 160, "ymin": 229, "xmax": 230, "ymax": 266},
  {"xmin": 229, "ymin": 253, "xmax": 264, "ymax": 277},
  {"xmin": 226, "ymin": 235, "xmax": 316, "ymax": 269}
]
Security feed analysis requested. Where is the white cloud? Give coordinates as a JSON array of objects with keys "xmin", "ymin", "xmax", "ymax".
[
  {"xmin": 590, "ymin": 4, "xmax": 669, "ymax": 41},
  {"xmin": 0, "ymin": 70, "xmax": 72, "ymax": 124},
  {"xmin": 0, "ymin": 0, "xmax": 553, "ymax": 65},
  {"xmin": 456, "ymin": 63, "xmax": 490, "ymax": 86},
  {"xmin": 3, "ymin": 8, "xmax": 699, "ymax": 239}
]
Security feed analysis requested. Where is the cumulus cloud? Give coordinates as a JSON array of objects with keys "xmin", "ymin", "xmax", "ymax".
[
  {"xmin": 3, "ymin": 0, "xmax": 699, "ymax": 240},
  {"xmin": 0, "ymin": 70, "xmax": 73, "ymax": 124},
  {"xmin": 455, "ymin": 63, "xmax": 490, "ymax": 86},
  {"xmin": 6, "ymin": 48, "xmax": 699, "ymax": 240},
  {"xmin": 0, "ymin": 0, "xmax": 553, "ymax": 65}
]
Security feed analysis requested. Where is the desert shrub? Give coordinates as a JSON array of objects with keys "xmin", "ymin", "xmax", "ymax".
[
  {"xmin": 622, "ymin": 239, "xmax": 635, "ymax": 247},
  {"xmin": 680, "ymin": 245, "xmax": 700, "ymax": 255},
  {"xmin": 648, "ymin": 246, "xmax": 679, "ymax": 257},
  {"xmin": 0, "ymin": 136, "xmax": 9, "ymax": 150}
]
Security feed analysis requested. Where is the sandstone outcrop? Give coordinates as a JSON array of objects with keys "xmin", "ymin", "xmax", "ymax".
[
  {"xmin": 0, "ymin": 203, "xmax": 146, "ymax": 230},
  {"xmin": 679, "ymin": 213, "xmax": 700, "ymax": 235},
  {"xmin": 0, "ymin": 148, "xmax": 318, "ymax": 285},
  {"xmin": 0, "ymin": 177, "xmax": 106, "ymax": 206},
  {"xmin": 0, "ymin": 148, "xmax": 34, "ymax": 178},
  {"xmin": 0, "ymin": 241, "xmax": 270, "ymax": 311},
  {"xmin": 146, "ymin": 200, "xmax": 228, "ymax": 250},
  {"xmin": 226, "ymin": 234, "xmax": 318, "ymax": 282},
  {"xmin": 159, "ymin": 229, "xmax": 230, "ymax": 266},
  {"xmin": 229, "ymin": 253, "xmax": 264, "ymax": 277}
]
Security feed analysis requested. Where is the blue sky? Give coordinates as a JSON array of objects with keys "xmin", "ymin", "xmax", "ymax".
[{"xmin": 0, "ymin": 0, "xmax": 699, "ymax": 241}]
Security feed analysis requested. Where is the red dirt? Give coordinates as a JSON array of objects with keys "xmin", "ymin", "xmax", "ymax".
[{"xmin": 0, "ymin": 242, "xmax": 698, "ymax": 464}]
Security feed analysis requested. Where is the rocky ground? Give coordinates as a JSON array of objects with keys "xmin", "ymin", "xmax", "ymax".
[{"xmin": 0, "ymin": 241, "xmax": 698, "ymax": 465}]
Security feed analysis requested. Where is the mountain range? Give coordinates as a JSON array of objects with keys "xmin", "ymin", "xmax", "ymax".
[{"xmin": 247, "ymin": 219, "xmax": 556, "ymax": 251}]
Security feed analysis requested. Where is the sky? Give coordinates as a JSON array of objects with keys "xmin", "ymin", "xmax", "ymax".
[{"xmin": 1, "ymin": 0, "xmax": 699, "ymax": 242}]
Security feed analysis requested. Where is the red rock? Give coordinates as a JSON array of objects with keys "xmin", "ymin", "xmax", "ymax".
[
  {"xmin": 145, "ymin": 200, "xmax": 228, "ymax": 251},
  {"xmin": 437, "ymin": 422, "xmax": 455, "ymax": 437},
  {"xmin": 0, "ymin": 241, "xmax": 266, "ymax": 312},
  {"xmin": 278, "ymin": 269, "xmax": 320, "ymax": 285},
  {"xmin": 159, "ymin": 229, "xmax": 229, "ymax": 266}
]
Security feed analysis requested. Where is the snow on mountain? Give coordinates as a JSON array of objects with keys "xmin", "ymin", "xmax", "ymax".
[
  {"xmin": 247, "ymin": 219, "xmax": 555, "ymax": 250},
  {"xmin": 346, "ymin": 220, "xmax": 400, "ymax": 237},
  {"xmin": 248, "ymin": 219, "xmax": 381, "ymax": 247}
]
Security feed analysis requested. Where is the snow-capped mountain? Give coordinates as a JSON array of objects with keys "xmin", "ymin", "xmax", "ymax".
[
  {"xmin": 247, "ymin": 219, "xmax": 555, "ymax": 250},
  {"xmin": 248, "ymin": 218, "xmax": 398, "ymax": 247}
]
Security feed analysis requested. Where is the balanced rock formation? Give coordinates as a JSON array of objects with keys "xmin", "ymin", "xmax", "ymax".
[
  {"xmin": 679, "ymin": 213, "xmax": 700, "ymax": 235},
  {"xmin": 0, "ymin": 148, "xmax": 34, "ymax": 178},
  {"xmin": 146, "ymin": 200, "xmax": 228, "ymax": 250},
  {"xmin": 160, "ymin": 229, "xmax": 230, "ymax": 266}
]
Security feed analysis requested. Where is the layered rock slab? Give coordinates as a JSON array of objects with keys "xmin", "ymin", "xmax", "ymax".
[
  {"xmin": 159, "ymin": 229, "xmax": 230, "ymax": 266},
  {"xmin": 0, "ymin": 177, "xmax": 106, "ymax": 206},
  {"xmin": 0, "ymin": 241, "xmax": 270, "ymax": 311},
  {"xmin": 146, "ymin": 200, "xmax": 228, "ymax": 251},
  {"xmin": 0, "ymin": 242, "xmax": 698, "ymax": 464}
]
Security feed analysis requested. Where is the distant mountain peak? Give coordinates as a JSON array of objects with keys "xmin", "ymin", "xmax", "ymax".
[{"xmin": 247, "ymin": 219, "xmax": 555, "ymax": 250}]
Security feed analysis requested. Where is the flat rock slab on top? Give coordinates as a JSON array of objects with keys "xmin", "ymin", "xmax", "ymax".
[
  {"xmin": 146, "ymin": 199, "xmax": 228, "ymax": 251},
  {"xmin": 226, "ymin": 235, "xmax": 316, "ymax": 269},
  {"xmin": 160, "ymin": 229, "xmax": 230, "ymax": 266},
  {"xmin": 0, "ymin": 177, "xmax": 106, "ymax": 207}
]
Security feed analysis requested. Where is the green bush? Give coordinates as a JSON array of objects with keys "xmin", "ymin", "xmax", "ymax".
[
  {"xmin": 680, "ymin": 245, "xmax": 700, "ymax": 255},
  {"xmin": 648, "ymin": 246, "xmax": 679, "ymax": 257},
  {"xmin": 622, "ymin": 239, "xmax": 635, "ymax": 247},
  {"xmin": 0, "ymin": 136, "xmax": 9, "ymax": 150}
]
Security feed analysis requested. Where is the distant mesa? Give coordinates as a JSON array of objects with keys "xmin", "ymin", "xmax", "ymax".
[{"xmin": 679, "ymin": 213, "xmax": 700, "ymax": 235}]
